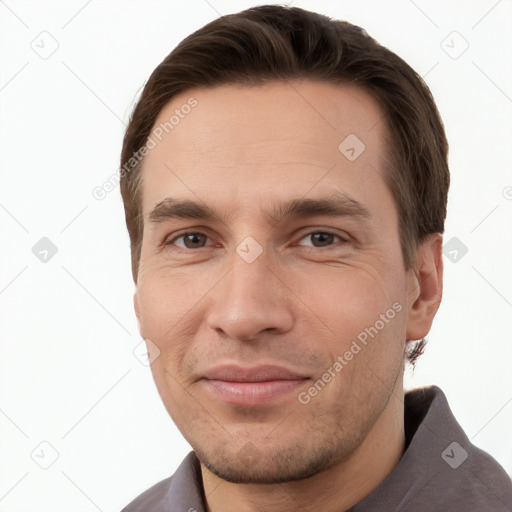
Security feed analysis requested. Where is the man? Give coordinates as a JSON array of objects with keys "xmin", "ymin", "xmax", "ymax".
[{"xmin": 119, "ymin": 5, "xmax": 512, "ymax": 511}]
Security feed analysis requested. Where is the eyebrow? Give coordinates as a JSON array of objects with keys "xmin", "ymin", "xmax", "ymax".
[
  {"xmin": 149, "ymin": 198, "xmax": 219, "ymax": 223},
  {"xmin": 148, "ymin": 195, "xmax": 372, "ymax": 225},
  {"xmin": 267, "ymin": 196, "xmax": 372, "ymax": 223}
]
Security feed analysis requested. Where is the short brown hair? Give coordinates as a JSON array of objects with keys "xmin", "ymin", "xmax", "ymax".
[{"xmin": 120, "ymin": 5, "xmax": 449, "ymax": 362}]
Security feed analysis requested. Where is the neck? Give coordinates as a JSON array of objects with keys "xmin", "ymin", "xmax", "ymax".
[{"xmin": 201, "ymin": 379, "xmax": 405, "ymax": 512}]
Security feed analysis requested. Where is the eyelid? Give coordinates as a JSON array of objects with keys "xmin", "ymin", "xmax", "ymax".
[
  {"xmin": 161, "ymin": 227, "xmax": 352, "ymax": 250},
  {"xmin": 294, "ymin": 228, "xmax": 351, "ymax": 246},
  {"xmin": 163, "ymin": 229, "xmax": 215, "ymax": 248}
]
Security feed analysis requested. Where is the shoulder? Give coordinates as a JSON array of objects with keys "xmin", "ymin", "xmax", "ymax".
[
  {"xmin": 441, "ymin": 443, "xmax": 512, "ymax": 510},
  {"xmin": 121, "ymin": 476, "xmax": 173, "ymax": 512},
  {"xmin": 405, "ymin": 386, "xmax": 512, "ymax": 510},
  {"xmin": 353, "ymin": 386, "xmax": 512, "ymax": 511},
  {"xmin": 120, "ymin": 451, "xmax": 204, "ymax": 512}
]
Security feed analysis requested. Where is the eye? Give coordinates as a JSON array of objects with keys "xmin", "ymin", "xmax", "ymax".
[
  {"xmin": 297, "ymin": 231, "xmax": 346, "ymax": 248},
  {"xmin": 168, "ymin": 232, "xmax": 211, "ymax": 249}
]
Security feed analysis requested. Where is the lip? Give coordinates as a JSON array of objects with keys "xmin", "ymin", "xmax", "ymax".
[{"xmin": 201, "ymin": 365, "xmax": 310, "ymax": 406}]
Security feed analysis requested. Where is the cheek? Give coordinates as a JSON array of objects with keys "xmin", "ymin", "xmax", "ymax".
[
  {"xmin": 288, "ymin": 262, "xmax": 404, "ymax": 339},
  {"xmin": 288, "ymin": 261, "xmax": 407, "ymax": 390},
  {"xmin": 137, "ymin": 264, "xmax": 213, "ymax": 333},
  {"xmin": 135, "ymin": 271, "xmax": 207, "ymax": 379}
]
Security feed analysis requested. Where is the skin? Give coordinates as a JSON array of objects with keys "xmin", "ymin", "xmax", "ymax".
[{"xmin": 134, "ymin": 80, "xmax": 443, "ymax": 512}]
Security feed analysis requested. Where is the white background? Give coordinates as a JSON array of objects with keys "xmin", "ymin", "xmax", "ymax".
[{"xmin": 0, "ymin": 0, "xmax": 511, "ymax": 510}]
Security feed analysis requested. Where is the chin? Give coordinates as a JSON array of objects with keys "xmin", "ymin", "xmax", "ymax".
[{"xmin": 195, "ymin": 439, "xmax": 346, "ymax": 484}]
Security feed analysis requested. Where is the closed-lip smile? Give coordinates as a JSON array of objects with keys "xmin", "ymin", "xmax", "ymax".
[{"xmin": 201, "ymin": 364, "xmax": 310, "ymax": 406}]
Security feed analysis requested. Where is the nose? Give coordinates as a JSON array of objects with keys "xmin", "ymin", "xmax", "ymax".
[{"xmin": 206, "ymin": 253, "xmax": 294, "ymax": 342}]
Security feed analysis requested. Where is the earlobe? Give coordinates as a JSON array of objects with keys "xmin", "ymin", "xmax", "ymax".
[
  {"xmin": 134, "ymin": 291, "xmax": 142, "ymax": 336},
  {"xmin": 405, "ymin": 234, "xmax": 443, "ymax": 342}
]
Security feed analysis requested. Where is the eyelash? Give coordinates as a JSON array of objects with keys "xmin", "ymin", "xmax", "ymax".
[{"xmin": 163, "ymin": 230, "xmax": 350, "ymax": 250}]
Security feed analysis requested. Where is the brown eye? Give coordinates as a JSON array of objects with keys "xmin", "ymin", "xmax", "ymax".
[
  {"xmin": 310, "ymin": 233, "xmax": 335, "ymax": 247},
  {"xmin": 173, "ymin": 232, "xmax": 209, "ymax": 249},
  {"xmin": 297, "ymin": 232, "xmax": 344, "ymax": 248}
]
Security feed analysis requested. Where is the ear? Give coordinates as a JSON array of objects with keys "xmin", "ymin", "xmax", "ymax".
[
  {"xmin": 406, "ymin": 233, "xmax": 443, "ymax": 341},
  {"xmin": 134, "ymin": 291, "xmax": 142, "ymax": 336}
]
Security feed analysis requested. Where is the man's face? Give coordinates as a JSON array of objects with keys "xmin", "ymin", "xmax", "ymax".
[{"xmin": 135, "ymin": 81, "xmax": 419, "ymax": 483}]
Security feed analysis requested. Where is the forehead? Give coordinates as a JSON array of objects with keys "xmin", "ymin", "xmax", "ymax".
[{"xmin": 140, "ymin": 80, "xmax": 391, "ymax": 219}]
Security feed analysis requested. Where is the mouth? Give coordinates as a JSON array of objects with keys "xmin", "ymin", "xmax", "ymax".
[{"xmin": 201, "ymin": 364, "xmax": 310, "ymax": 406}]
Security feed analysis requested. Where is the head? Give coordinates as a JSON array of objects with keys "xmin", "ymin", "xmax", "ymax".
[{"xmin": 120, "ymin": 5, "xmax": 448, "ymax": 484}]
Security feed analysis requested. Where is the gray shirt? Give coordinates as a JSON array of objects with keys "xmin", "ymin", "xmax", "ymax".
[{"xmin": 122, "ymin": 386, "xmax": 512, "ymax": 511}]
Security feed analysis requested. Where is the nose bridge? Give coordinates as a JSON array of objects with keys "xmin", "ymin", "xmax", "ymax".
[
  {"xmin": 225, "ymin": 250, "xmax": 277, "ymax": 313},
  {"xmin": 231, "ymin": 246, "xmax": 269, "ymax": 286},
  {"xmin": 207, "ymin": 247, "xmax": 294, "ymax": 340}
]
